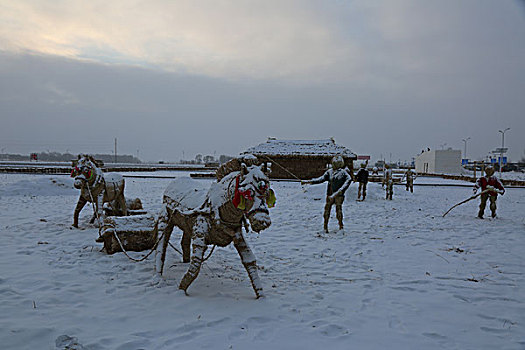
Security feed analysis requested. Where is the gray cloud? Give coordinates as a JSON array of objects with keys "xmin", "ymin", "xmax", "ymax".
[{"xmin": 1, "ymin": 1, "xmax": 524, "ymax": 162}]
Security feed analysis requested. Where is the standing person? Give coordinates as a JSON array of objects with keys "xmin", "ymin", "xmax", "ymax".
[
  {"xmin": 383, "ymin": 164, "xmax": 394, "ymax": 200},
  {"xmin": 473, "ymin": 166, "xmax": 505, "ymax": 219},
  {"xmin": 403, "ymin": 169, "xmax": 417, "ymax": 193},
  {"xmin": 301, "ymin": 155, "xmax": 352, "ymax": 233},
  {"xmin": 355, "ymin": 163, "xmax": 369, "ymax": 201}
]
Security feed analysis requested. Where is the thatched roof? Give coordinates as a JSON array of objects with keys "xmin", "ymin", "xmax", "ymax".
[{"xmin": 242, "ymin": 138, "xmax": 357, "ymax": 159}]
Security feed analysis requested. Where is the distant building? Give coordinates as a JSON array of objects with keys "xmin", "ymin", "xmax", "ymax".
[
  {"xmin": 415, "ymin": 148, "xmax": 461, "ymax": 174},
  {"xmin": 242, "ymin": 138, "xmax": 357, "ymax": 179}
]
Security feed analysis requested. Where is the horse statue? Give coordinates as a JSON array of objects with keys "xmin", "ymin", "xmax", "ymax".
[
  {"xmin": 156, "ymin": 163, "xmax": 275, "ymax": 298},
  {"xmin": 71, "ymin": 155, "xmax": 127, "ymax": 228}
]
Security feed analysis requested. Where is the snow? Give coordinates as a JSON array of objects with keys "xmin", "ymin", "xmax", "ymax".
[
  {"xmin": 163, "ymin": 176, "xmax": 209, "ymax": 211},
  {"xmin": 243, "ymin": 138, "xmax": 357, "ymax": 157},
  {"xmin": 1, "ymin": 172, "xmax": 524, "ymax": 349},
  {"xmin": 499, "ymin": 171, "xmax": 525, "ymax": 182}
]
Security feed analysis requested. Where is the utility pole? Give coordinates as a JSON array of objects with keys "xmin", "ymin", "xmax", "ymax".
[
  {"xmin": 462, "ymin": 137, "xmax": 470, "ymax": 159},
  {"xmin": 498, "ymin": 128, "xmax": 510, "ymax": 177},
  {"xmin": 114, "ymin": 138, "xmax": 117, "ymax": 163}
]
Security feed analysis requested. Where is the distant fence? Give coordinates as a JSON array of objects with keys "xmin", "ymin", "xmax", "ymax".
[
  {"xmin": 0, "ymin": 163, "xmax": 217, "ymax": 175},
  {"xmin": 0, "ymin": 167, "xmax": 72, "ymax": 175},
  {"xmin": 2, "ymin": 163, "xmax": 524, "ymax": 188},
  {"xmin": 417, "ymin": 173, "xmax": 525, "ymax": 187}
]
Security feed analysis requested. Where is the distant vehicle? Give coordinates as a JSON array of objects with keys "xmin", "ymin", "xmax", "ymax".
[
  {"xmin": 205, "ymin": 161, "xmax": 219, "ymax": 168},
  {"xmin": 158, "ymin": 160, "xmax": 165, "ymax": 164},
  {"xmin": 501, "ymin": 164, "xmax": 518, "ymax": 172},
  {"xmin": 463, "ymin": 164, "xmax": 483, "ymax": 171}
]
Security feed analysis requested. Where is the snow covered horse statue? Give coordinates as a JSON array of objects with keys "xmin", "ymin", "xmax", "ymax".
[
  {"xmin": 156, "ymin": 163, "xmax": 275, "ymax": 298},
  {"xmin": 71, "ymin": 155, "xmax": 127, "ymax": 228}
]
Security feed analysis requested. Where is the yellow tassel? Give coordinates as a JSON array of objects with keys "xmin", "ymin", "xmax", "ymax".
[
  {"xmin": 237, "ymin": 196, "xmax": 246, "ymax": 210},
  {"xmin": 266, "ymin": 189, "xmax": 276, "ymax": 208}
]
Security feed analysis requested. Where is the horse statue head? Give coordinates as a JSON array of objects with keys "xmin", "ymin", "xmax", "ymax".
[
  {"xmin": 71, "ymin": 154, "xmax": 100, "ymax": 189},
  {"xmin": 226, "ymin": 163, "xmax": 274, "ymax": 233}
]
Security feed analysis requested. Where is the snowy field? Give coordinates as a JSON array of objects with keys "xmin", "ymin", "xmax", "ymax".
[{"xmin": 1, "ymin": 172, "xmax": 524, "ymax": 350}]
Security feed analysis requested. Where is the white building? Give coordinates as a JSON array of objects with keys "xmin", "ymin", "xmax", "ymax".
[{"xmin": 415, "ymin": 148, "xmax": 462, "ymax": 174}]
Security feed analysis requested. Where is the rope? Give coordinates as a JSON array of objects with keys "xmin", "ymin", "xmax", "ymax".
[
  {"xmin": 203, "ymin": 245, "xmax": 216, "ymax": 262},
  {"xmin": 259, "ymin": 154, "xmax": 307, "ymax": 192},
  {"xmin": 107, "ymin": 213, "xmax": 217, "ymax": 263},
  {"xmin": 167, "ymin": 241, "xmax": 215, "ymax": 262},
  {"xmin": 110, "ymin": 226, "xmax": 165, "ymax": 262},
  {"xmin": 260, "ymin": 155, "xmax": 302, "ymax": 181}
]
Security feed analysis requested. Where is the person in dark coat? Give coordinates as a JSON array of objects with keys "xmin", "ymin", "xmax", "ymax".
[
  {"xmin": 382, "ymin": 164, "xmax": 394, "ymax": 200},
  {"xmin": 355, "ymin": 163, "xmax": 369, "ymax": 201},
  {"xmin": 301, "ymin": 155, "xmax": 352, "ymax": 232},
  {"xmin": 402, "ymin": 169, "xmax": 416, "ymax": 193}
]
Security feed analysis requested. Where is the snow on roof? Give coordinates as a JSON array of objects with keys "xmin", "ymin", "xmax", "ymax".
[{"xmin": 242, "ymin": 138, "xmax": 357, "ymax": 158}]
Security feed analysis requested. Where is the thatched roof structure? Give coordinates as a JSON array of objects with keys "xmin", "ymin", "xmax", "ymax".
[
  {"xmin": 241, "ymin": 138, "xmax": 357, "ymax": 179},
  {"xmin": 243, "ymin": 138, "xmax": 357, "ymax": 159}
]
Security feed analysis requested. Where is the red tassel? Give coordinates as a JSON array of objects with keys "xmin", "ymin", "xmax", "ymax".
[{"xmin": 232, "ymin": 175, "xmax": 241, "ymax": 208}]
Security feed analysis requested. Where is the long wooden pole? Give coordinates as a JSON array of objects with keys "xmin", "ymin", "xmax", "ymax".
[{"xmin": 442, "ymin": 189, "xmax": 490, "ymax": 217}]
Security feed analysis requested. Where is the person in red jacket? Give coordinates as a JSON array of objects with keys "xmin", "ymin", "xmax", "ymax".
[{"xmin": 473, "ymin": 166, "xmax": 505, "ymax": 219}]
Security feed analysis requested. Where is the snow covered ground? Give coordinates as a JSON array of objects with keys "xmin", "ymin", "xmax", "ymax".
[
  {"xmin": 499, "ymin": 171, "xmax": 525, "ymax": 182},
  {"xmin": 460, "ymin": 170, "xmax": 525, "ymax": 182},
  {"xmin": 1, "ymin": 172, "xmax": 524, "ymax": 349}
]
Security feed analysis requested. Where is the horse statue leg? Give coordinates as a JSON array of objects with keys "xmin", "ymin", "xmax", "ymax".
[
  {"xmin": 93, "ymin": 193, "xmax": 105, "ymax": 227},
  {"xmin": 73, "ymin": 195, "xmax": 87, "ymax": 228},
  {"xmin": 179, "ymin": 216, "xmax": 208, "ymax": 294},
  {"xmin": 117, "ymin": 179, "xmax": 127, "ymax": 216},
  {"xmin": 181, "ymin": 230, "xmax": 191, "ymax": 263},
  {"xmin": 115, "ymin": 192, "xmax": 128, "ymax": 216},
  {"xmin": 233, "ymin": 231, "xmax": 264, "ymax": 298},
  {"xmin": 157, "ymin": 215, "xmax": 175, "ymax": 275}
]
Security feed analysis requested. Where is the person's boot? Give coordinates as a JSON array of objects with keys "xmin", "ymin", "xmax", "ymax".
[
  {"xmin": 477, "ymin": 210, "xmax": 484, "ymax": 219},
  {"xmin": 491, "ymin": 211, "xmax": 497, "ymax": 218},
  {"xmin": 323, "ymin": 220, "xmax": 328, "ymax": 233}
]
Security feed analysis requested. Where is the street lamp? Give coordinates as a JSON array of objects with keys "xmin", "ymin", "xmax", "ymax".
[
  {"xmin": 462, "ymin": 137, "xmax": 471, "ymax": 159},
  {"xmin": 498, "ymin": 128, "xmax": 510, "ymax": 177},
  {"xmin": 498, "ymin": 128, "xmax": 510, "ymax": 149}
]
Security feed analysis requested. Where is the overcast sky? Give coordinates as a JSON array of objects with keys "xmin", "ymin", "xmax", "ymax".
[{"xmin": 1, "ymin": 0, "xmax": 524, "ymax": 163}]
